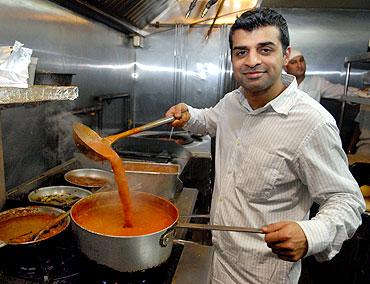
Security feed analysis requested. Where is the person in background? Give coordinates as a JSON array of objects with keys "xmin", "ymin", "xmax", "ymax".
[
  {"xmin": 165, "ymin": 8, "xmax": 365, "ymax": 284},
  {"xmin": 284, "ymin": 49, "xmax": 367, "ymax": 101}
]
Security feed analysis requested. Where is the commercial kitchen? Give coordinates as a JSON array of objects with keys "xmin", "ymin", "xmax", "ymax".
[{"xmin": 0, "ymin": 0, "xmax": 369, "ymax": 283}]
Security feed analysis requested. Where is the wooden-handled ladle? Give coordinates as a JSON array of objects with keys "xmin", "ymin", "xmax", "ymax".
[{"xmin": 73, "ymin": 116, "xmax": 175, "ymax": 161}]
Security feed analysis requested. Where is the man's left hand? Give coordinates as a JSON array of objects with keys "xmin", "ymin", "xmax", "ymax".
[{"xmin": 262, "ymin": 221, "xmax": 308, "ymax": 262}]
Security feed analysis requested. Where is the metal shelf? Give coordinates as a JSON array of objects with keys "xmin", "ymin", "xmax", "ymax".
[
  {"xmin": 0, "ymin": 85, "xmax": 79, "ymax": 209},
  {"xmin": 0, "ymin": 85, "xmax": 78, "ymax": 105},
  {"xmin": 339, "ymin": 52, "xmax": 370, "ymax": 129},
  {"xmin": 344, "ymin": 96, "xmax": 370, "ymax": 105},
  {"xmin": 344, "ymin": 52, "xmax": 370, "ymax": 69}
]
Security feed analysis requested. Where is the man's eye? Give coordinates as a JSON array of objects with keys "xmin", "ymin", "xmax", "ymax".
[
  {"xmin": 260, "ymin": 48, "xmax": 271, "ymax": 54},
  {"xmin": 235, "ymin": 50, "xmax": 247, "ymax": 56}
]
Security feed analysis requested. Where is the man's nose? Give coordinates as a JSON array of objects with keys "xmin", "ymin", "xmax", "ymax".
[{"xmin": 243, "ymin": 50, "xmax": 261, "ymax": 67}]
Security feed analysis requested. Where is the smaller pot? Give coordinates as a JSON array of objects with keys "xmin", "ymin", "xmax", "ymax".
[{"xmin": 0, "ymin": 206, "xmax": 70, "ymax": 247}]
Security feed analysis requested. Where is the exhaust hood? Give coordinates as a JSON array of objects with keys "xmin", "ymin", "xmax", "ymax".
[{"xmin": 48, "ymin": 0, "xmax": 370, "ymax": 36}]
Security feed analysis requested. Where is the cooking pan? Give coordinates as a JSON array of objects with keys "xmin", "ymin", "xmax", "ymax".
[
  {"xmin": 28, "ymin": 185, "xmax": 92, "ymax": 207},
  {"xmin": 0, "ymin": 206, "xmax": 70, "ymax": 248},
  {"xmin": 64, "ymin": 168, "xmax": 115, "ymax": 188},
  {"xmin": 70, "ymin": 191, "xmax": 262, "ymax": 272}
]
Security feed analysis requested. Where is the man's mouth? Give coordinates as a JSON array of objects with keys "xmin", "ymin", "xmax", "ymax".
[{"xmin": 242, "ymin": 70, "xmax": 265, "ymax": 79}]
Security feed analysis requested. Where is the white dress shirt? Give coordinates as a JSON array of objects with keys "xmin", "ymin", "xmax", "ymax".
[
  {"xmin": 298, "ymin": 75, "xmax": 360, "ymax": 101},
  {"xmin": 184, "ymin": 74, "xmax": 365, "ymax": 284}
]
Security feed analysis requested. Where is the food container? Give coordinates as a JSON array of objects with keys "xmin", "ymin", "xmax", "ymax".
[
  {"xmin": 28, "ymin": 186, "xmax": 91, "ymax": 207},
  {"xmin": 64, "ymin": 168, "xmax": 115, "ymax": 188},
  {"xmin": 0, "ymin": 206, "xmax": 70, "ymax": 247},
  {"xmin": 123, "ymin": 161, "xmax": 182, "ymax": 200},
  {"xmin": 70, "ymin": 191, "xmax": 178, "ymax": 272}
]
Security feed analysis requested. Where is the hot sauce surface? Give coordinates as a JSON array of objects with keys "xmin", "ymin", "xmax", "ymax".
[{"xmin": 73, "ymin": 192, "xmax": 176, "ymax": 236}]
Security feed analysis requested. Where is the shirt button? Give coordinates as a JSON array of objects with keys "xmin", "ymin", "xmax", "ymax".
[{"xmin": 236, "ymin": 139, "xmax": 240, "ymax": 146}]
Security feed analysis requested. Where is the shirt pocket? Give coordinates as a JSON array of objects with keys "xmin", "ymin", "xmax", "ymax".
[{"xmin": 234, "ymin": 145, "xmax": 283, "ymax": 202}]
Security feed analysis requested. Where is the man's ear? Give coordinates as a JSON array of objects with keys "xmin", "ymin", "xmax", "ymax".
[{"xmin": 283, "ymin": 47, "xmax": 291, "ymax": 66}]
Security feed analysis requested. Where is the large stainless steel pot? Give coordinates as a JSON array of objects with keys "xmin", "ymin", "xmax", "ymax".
[
  {"xmin": 70, "ymin": 191, "xmax": 179, "ymax": 272},
  {"xmin": 70, "ymin": 191, "xmax": 263, "ymax": 272}
]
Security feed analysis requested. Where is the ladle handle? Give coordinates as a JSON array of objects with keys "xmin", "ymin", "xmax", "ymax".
[
  {"xmin": 104, "ymin": 116, "xmax": 176, "ymax": 144},
  {"xmin": 177, "ymin": 222, "xmax": 263, "ymax": 234}
]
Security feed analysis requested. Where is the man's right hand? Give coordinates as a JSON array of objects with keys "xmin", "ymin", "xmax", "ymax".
[{"xmin": 165, "ymin": 103, "xmax": 190, "ymax": 128}]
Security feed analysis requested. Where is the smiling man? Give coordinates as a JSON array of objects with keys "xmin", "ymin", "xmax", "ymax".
[{"xmin": 166, "ymin": 8, "xmax": 364, "ymax": 284}]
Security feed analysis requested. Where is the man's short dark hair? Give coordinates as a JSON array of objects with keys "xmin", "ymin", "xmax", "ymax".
[{"xmin": 229, "ymin": 8, "xmax": 290, "ymax": 52}]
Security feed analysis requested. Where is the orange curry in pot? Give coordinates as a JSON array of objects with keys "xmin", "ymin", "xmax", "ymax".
[
  {"xmin": 72, "ymin": 191, "xmax": 178, "ymax": 236},
  {"xmin": 73, "ymin": 140, "xmax": 178, "ymax": 236}
]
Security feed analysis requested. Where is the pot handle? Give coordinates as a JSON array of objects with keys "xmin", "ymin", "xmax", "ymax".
[{"xmin": 159, "ymin": 226, "xmax": 176, "ymax": 247}]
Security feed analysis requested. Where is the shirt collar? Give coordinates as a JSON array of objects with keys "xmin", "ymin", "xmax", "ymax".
[{"xmin": 237, "ymin": 74, "xmax": 298, "ymax": 116}]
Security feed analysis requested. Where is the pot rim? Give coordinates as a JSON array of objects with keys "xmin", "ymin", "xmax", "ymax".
[{"xmin": 70, "ymin": 191, "xmax": 179, "ymax": 239}]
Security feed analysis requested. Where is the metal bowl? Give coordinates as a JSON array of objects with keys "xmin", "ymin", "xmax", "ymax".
[
  {"xmin": 0, "ymin": 206, "xmax": 70, "ymax": 245},
  {"xmin": 64, "ymin": 168, "xmax": 115, "ymax": 188},
  {"xmin": 28, "ymin": 186, "xmax": 91, "ymax": 207}
]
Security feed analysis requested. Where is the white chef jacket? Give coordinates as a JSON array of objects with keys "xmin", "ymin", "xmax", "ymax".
[
  {"xmin": 184, "ymin": 74, "xmax": 365, "ymax": 284},
  {"xmin": 298, "ymin": 75, "xmax": 359, "ymax": 101}
]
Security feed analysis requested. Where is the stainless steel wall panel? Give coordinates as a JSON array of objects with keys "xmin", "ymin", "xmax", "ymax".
[
  {"xmin": 134, "ymin": 25, "xmax": 232, "ymax": 124},
  {"xmin": 133, "ymin": 28, "xmax": 176, "ymax": 123},
  {"xmin": 0, "ymin": 0, "xmax": 135, "ymax": 189}
]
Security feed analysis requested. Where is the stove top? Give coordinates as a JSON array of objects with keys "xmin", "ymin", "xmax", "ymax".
[
  {"xmin": 3, "ymin": 160, "xmax": 211, "ymax": 284},
  {"xmin": 0, "ymin": 200, "xmax": 183, "ymax": 284},
  {"xmin": 0, "ymin": 229, "xmax": 183, "ymax": 284}
]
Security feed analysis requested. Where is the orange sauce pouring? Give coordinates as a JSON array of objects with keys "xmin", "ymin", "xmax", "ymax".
[
  {"xmin": 89, "ymin": 141, "xmax": 133, "ymax": 227},
  {"xmin": 74, "ymin": 125, "xmax": 179, "ymax": 235}
]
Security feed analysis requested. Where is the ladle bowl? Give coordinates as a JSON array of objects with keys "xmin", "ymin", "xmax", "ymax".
[{"xmin": 73, "ymin": 116, "xmax": 175, "ymax": 161}]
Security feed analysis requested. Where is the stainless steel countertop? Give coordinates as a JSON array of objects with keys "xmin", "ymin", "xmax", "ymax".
[{"xmin": 172, "ymin": 242, "xmax": 213, "ymax": 284}]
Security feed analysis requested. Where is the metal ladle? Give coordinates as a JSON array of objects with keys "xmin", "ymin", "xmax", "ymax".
[{"xmin": 73, "ymin": 116, "xmax": 175, "ymax": 161}]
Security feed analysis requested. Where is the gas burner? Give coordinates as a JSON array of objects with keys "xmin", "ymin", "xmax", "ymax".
[
  {"xmin": 80, "ymin": 244, "xmax": 183, "ymax": 284},
  {"xmin": 0, "ymin": 234, "xmax": 183, "ymax": 284},
  {"xmin": 0, "ymin": 243, "xmax": 85, "ymax": 283}
]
